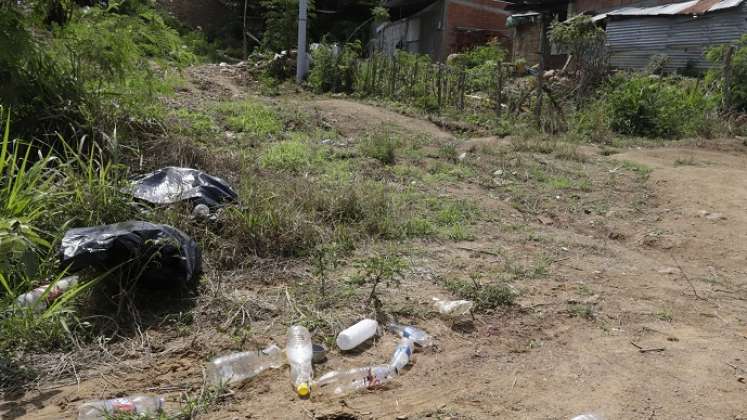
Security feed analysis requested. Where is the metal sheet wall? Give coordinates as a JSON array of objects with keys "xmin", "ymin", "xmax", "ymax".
[{"xmin": 606, "ymin": 4, "xmax": 747, "ymax": 71}]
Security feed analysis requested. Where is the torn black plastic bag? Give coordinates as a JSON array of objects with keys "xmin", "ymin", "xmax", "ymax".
[
  {"xmin": 130, "ymin": 167, "xmax": 237, "ymax": 208},
  {"xmin": 59, "ymin": 221, "xmax": 202, "ymax": 289}
]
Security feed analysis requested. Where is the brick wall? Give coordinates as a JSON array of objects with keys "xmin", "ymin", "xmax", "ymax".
[{"xmin": 444, "ymin": 0, "xmax": 511, "ymax": 56}]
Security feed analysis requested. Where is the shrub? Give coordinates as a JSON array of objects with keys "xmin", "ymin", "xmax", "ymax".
[
  {"xmin": 308, "ymin": 41, "xmax": 361, "ymax": 93},
  {"xmin": 359, "ymin": 131, "xmax": 397, "ymax": 165},
  {"xmin": 604, "ymin": 73, "xmax": 718, "ymax": 138}
]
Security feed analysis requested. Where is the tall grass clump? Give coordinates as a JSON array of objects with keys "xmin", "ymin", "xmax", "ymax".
[{"xmin": 707, "ymin": 35, "xmax": 747, "ymax": 112}]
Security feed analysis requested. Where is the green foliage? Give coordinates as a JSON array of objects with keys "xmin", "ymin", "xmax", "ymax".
[
  {"xmin": 354, "ymin": 254, "xmax": 407, "ymax": 309},
  {"xmin": 217, "ymin": 100, "xmax": 282, "ymax": 137},
  {"xmin": 451, "ymin": 40, "xmax": 505, "ymax": 69},
  {"xmin": 359, "ymin": 130, "xmax": 397, "ymax": 164},
  {"xmin": 707, "ymin": 35, "xmax": 747, "ymax": 111},
  {"xmin": 308, "ymin": 41, "xmax": 361, "ymax": 93},
  {"xmin": 260, "ymin": 134, "xmax": 324, "ymax": 172},
  {"xmin": 0, "ymin": 1, "xmax": 202, "ymax": 143},
  {"xmin": 548, "ymin": 15, "xmax": 605, "ymax": 54},
  {"xmin": 603, "ymin": 73, "xmax": 719, "ymax": 138},
  {"xmin": 261, "ymin": 0, "xmax": 316, "ymax": 52}
]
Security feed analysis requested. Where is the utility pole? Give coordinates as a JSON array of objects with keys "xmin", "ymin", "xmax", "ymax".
[{"xmin": 296, "ymin": 0, "xmax": 308, "ymax": 83}]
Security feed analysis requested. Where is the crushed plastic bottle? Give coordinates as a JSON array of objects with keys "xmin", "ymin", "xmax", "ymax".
[
  {"xmin": 389, "ymin": 337, "xmax": 415, "ymax": 374},
  {"xmin": 387, "ymin": 323, "xmax": 432, "ymax": 347},
  {"xmin": 433, "ymin": 297, "xmax": 473, "ymax": 316},
  {"xmin": 311, "ymin": 364, "xmax": 394, "ymax": 396},
  {"xmin": 78, "ymin": 395, "xmax": 164, "ymax": 420},
  {"xmin": 287, "ymin": 325, "xmax": 313, "ymax": 397},
  {"xmin": 206, "ymin": 344, "xmax": 284, "ymax": 386},
  {"xmin": 336, "ymin": 318, "xmax": 378, "ymax": 351},
  {"xmin": 17, "ymin": 276, "xmax": 79, "ymax": 311}
]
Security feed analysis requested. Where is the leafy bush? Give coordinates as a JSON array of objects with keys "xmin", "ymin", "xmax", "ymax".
[
  {"xmin": 604, "ymin": 73, "xmax": 718, "ymax": 138},
  {"xmin": 707, "ymin": 35, "xmax": 747, "ymax": 111},
  {"xmin": 0, "ymin": 2, "xmax": 201, "ymax": 145},
  {"xmin": 308, "ymin": 41, "xmax": 361, "ymax": 93}
]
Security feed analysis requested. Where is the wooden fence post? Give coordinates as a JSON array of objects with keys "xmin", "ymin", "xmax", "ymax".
[
  {"xmin": 458, "ymin": 66, "xmax": 466, "ymax": 111},
  {"xmin": 723, "ymin": 45, "xmax": 735, "ymax": 112},
  {"xmin": 535, "ymin": 14, "xmax": 546, "ymax": 129},
  {"xmin": 437, "ymin": 63, "xmax": 443, "ymax": 111},
  {"xmin": 496, "ymin": 62, "xmax": 505, "ymax": 118}
]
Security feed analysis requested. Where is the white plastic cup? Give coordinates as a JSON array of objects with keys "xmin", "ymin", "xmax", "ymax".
[{"xmin": 336, "ymin": 319, "xmax": 378, "ymax": 350}]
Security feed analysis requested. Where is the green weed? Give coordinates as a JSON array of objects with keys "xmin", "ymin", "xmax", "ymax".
[
  {"xmin": 359, "ymin": 131, "xmax": 398, "ymax": 165},
  {"xmin": 444, "ymin": 277, "xmax": 516, "ymax": 311},
  {"xmin": 217, "ymin": 100, "xmax": 282, "ymax": 137}
]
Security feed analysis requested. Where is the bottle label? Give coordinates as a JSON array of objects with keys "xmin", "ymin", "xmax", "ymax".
[{"xmin": 110, "ymin": 398, "xmax": 135, "ymax": 413}]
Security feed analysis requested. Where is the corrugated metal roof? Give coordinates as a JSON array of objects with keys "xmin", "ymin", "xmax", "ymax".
[
  {"xmin": 605, "ymin": 0, "xmax": 744, "ymax": 16},
  {"xmin": 606, "ymin": 2, "xmax": 747, "ymax": 70}
]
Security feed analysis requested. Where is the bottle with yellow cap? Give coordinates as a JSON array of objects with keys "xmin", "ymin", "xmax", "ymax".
[{"xmin": 287, "ymin": 325, "xmax": 313, "ymax": 397}]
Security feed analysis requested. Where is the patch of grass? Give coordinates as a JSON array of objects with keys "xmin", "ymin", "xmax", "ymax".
[
  {"xmin": 259, "ymin": 134, "xmax": 325, "ymax": 172},
  {"xmin": 217, "ymin": 100, "xmax": 282, "ymax": 137},
  {"xmin": 673, "ymin": 156, "xmax": 697, "ymax": 166},
  {"xmin": 568, "ymin": 303, "xmax": 595, "ymax": 319},
  {"xmin": 619, "ymin": 160, "xmax": 652, "ymax": 176},
  {"xmin": 656, "ymin": 309, "xmax": 673, "ymax": 322},
  {"xmin": 174, "ymin": 109, "xmax": 218, "ymax": 137},
  {"xmin": 444, "ymin": 278, "xmax": 517, "ymax": 312},
  {"xmin": 438, "ymin": 142, "xmax": 459, "ymax": 163},
  {"xmin": 424, "ymin": 161, "xmax": 476, "ymax": 183},
  {"xmin": 359, "ymin": 131, "xmax": 398, "ymax": 165}
]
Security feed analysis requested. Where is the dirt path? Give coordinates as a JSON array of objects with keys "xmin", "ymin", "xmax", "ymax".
[{"xmin": 5, "ymin": 68, "xmax": 747, "ymax": 419}]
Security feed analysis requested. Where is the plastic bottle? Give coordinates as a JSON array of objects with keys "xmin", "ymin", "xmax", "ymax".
[
  {"xmin": 387, "ymin": 323, "xmax": 432, "ymax": 347},
  {"xmin": 570, "ymin": 414, "xmax": 604, "ymax": 420},
  {"xmin": 287, "ymin": 325, "xmax": 313, "ymax": 397},
  {"xmin": 433, "ymin": 297, "xmax": 473, "ymax": 316},
  {"xmin": 78, "ymin": 395, "xmax": 164, "ymax": 420},
  {"xmin": 17, "ymin": 276, "xmax": 79, "ymax": 311},
  {"xmin": 389, "ymin": 337, "xmax": 415, "ymax": 374},
  {"xmin": 206, "ymin": 344, "xmax": 284, "ymax": 386},
  {"xmin": 311, "ymin": 364, "xmax": 394, "ymax": 396},
  {"xmin": 336, "ymin": 319, "xmax": 378, "ymax": 351}
]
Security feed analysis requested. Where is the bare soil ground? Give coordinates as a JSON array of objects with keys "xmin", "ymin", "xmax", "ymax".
[{"xmin": 4, "ymin": 65, "xmax": 747, "ymax": 420}]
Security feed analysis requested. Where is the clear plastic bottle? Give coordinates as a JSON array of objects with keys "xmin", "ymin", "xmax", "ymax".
[
  {"xmin": 17, "ymin": 276, "xmax": 79, "ymax": 311},
  {"xmin": 571, "ymin": 414, "xmax": 604, "ymax": 420},
  {"xmin": 433, "ymin": 297, "xmax": 473, "ymax": 316},
  {"xmin": 78, "ymin": 395, "xmax": 164, "ymax": 420},
  {"xmin": 206, "ymin": 344, "xmax": 284, "ymax": 386},
  {"xmin": 389, "ymin": 337, "xmax": 415, "ymax": 374},
  {"xmin": 287, "ymin": 325, "xmax": 313, "ymax": 397},
  {"xmin": 336, "ymin": 319, "xmax": 378, "ymax": 350},
  {"xmin": 387, "ymin": 323, "xmax": 432, "ymax": 347},
  {"xmin": 311, "ymin": 364, "xmax": 394, "ymax": 396}
]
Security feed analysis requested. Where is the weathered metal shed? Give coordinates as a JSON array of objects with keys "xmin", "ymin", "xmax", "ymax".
[{"xmin": 600, "ymin": 0, "xmax": 747, "ymax": 71}]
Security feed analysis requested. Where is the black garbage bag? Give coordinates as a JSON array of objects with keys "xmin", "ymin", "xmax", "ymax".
[
  {"xmin": 130, "ymin": 167, "xmax": 237, "ymax": 208},
  {"xmin": 59, "ymin": 221, "xmax": 202, "ymax": 288}
]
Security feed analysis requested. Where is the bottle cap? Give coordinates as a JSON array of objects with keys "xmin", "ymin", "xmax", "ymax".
[{"xmin": 296, "ymin": 383, "xmax": 310, "ymax": 397}]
